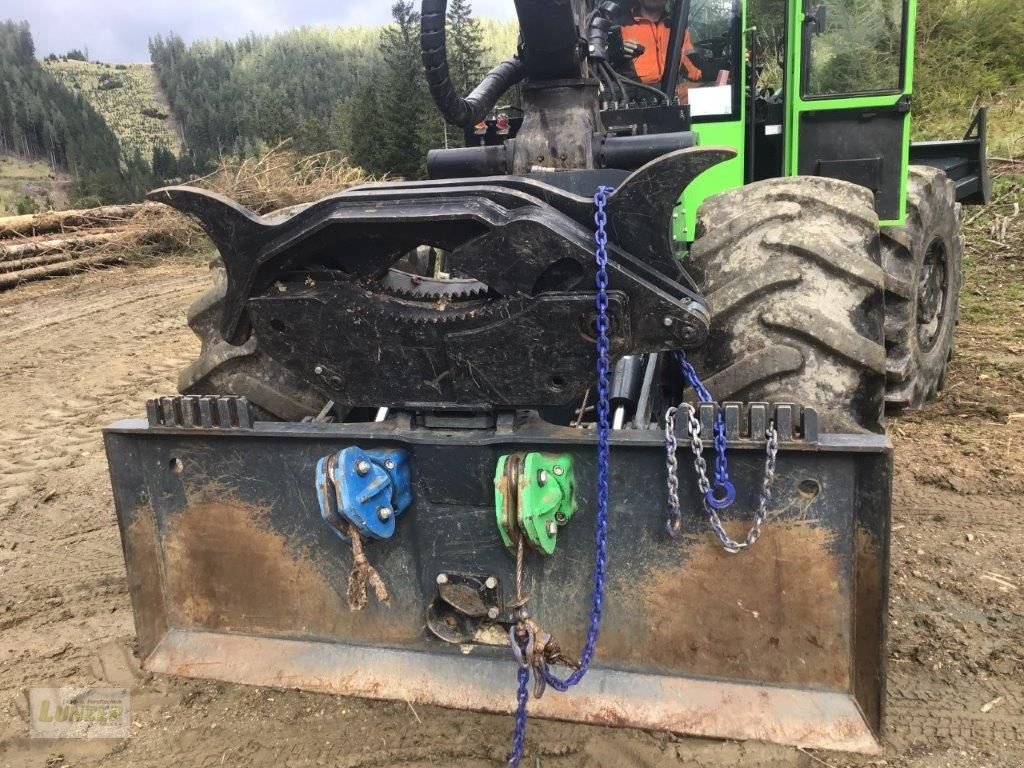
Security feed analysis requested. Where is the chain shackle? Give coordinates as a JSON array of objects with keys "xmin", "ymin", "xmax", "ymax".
[{"xmin": 676, "ymin": 352, "xmax": 736, "ymax": 510}]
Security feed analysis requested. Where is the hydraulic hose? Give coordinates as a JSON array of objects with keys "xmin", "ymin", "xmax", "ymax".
[{"xmin": 421, "ymin": 0, "xmax": 526, "ymax": 128}]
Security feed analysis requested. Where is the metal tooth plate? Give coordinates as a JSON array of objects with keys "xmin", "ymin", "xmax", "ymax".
[
  {"xmin": 775, "ymin": 404, "xmax": 794, "ymax": 442},
  {"xmin": 146, "ymin": 396, "xmax": 253, "ymax": 430},
  {"xmin": 689, "ymin": 403, "xmax": 818, "ymax": 444},
  {"xmin": 723, "ymin": 402, "xmax": 743, "ymax": 441}
]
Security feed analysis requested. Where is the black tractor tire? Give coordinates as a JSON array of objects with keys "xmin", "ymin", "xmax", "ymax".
[
  {"xmin": 881, "ymin": 166, "xmax": 964, "ymax": 411},
  {"xmin": 687, "ymin": 176, "xmax": 887, "ymax": 432},
  {"xmin": 179, "ymin": 264, "xmax": 329, "ymax": 421}
]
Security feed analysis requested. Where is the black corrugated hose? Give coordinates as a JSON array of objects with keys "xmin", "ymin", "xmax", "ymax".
[{"xmin": 421, "ymin": 0, "xmax": 525, "ymax": 127}]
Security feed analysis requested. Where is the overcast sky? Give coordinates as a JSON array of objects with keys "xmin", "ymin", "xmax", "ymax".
[{"xmin": 7, "ymin": 1, "xmax": 516, "ymax": 63}]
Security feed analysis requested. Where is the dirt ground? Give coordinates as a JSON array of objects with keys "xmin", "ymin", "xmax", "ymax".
[{"xmin": 0, "ymin": 198, "xmax": 1022, "ymax": 768}]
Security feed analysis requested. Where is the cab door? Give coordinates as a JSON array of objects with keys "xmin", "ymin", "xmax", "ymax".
[{"xmin": 785, "ymin": 0, "xmax": 916, "ymax": 225}]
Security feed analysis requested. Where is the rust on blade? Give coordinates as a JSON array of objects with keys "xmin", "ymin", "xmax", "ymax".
[
  {"xmin": 162, "ymin": 494, "xmax": 418, "ymax": 645},
  {"xmin": 602, "ymin": 521, "xmax": 850, "ymax": 689}
]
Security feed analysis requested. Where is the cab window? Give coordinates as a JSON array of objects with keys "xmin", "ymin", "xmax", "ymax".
[
  {"xmin": 804, "ymin": 0, "xmax": 906, "ymax": 97},
  {"xmin": 680, "ymin": 0, "xmax": 742, "ymax": 118}
]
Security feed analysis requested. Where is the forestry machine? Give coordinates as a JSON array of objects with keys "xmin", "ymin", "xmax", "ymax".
[{"xmin": 105, "ymin": 0, "xmax": 989, "ymax": 760}]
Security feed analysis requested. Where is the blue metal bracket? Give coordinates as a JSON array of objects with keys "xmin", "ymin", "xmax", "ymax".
[{"xmin": 315, "ymin": 447, "xmax": 412, "ymax": 541}]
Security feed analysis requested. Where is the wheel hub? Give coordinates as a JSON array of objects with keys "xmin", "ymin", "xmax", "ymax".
[{"xmin": 916, "ymin": 237, "xmax": 949, "ymax": 351}]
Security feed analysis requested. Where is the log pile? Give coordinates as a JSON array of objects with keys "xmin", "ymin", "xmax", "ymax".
[
  {"xmin": 0, "ymin": 204, "xmax": 144, "ymax": 239},
  {"xmin": 0, "ymin": 203, "xmax": 192, "ymax": 291},
  {"xmin": 0, "ymin": 147, "xmax": 374, "ymax": 292}
]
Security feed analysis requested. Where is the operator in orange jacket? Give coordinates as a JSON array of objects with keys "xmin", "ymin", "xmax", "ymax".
[{"xmin": 621, "ymin": 0, "xmax": 703, "ymax": 89}]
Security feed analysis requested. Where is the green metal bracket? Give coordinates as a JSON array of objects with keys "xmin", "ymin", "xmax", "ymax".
[{"xmin": 495, "ymin": 453, "xmax": 576, "ymax": 555}]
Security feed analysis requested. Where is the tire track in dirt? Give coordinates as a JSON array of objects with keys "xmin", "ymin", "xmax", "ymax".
[
  {"xmin": 883, "ymin": 483, "xmax": 1024, "ymax": 759},
  {"xmin": 0, "ymin": 264, "xmax": 207, "ymax": 725},
  {"xmin": 0, "ymin": 265, "xmax": 206, "ymax": 507}
]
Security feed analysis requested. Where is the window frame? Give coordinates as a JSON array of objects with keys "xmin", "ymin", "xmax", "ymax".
[
  {"xmin": 664, "ymin": 0, "xmax": 744, "ymax": 123},
  {"xmin": 799, "ymin": 0, "xmax": 911, "ymax": 101}
]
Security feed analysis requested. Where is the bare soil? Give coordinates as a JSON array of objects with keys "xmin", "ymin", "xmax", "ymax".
[{"xmin": 0, "ymin": 220, "xmax": 1021, "ymax": 767}]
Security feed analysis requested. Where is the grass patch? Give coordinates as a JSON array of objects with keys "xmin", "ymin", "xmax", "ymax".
[
  {"xmin": 915, "ymin": 83, "xmax": 1024, "ymax": 158},
  {"xmin": 0, "ymin": 157, "xmax": 52, "ymax": 181},
  {"xmin": 0, "ymin": 156, "xmax": 64, "ymax": 215},
  {"xmin": 958, "ymin": 167, "xmax": 1024, "ymax": 345}
]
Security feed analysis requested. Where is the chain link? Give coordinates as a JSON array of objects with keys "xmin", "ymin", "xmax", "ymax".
[
  {"xmin": 664, "ymin": 410, "xmax": 681, "ymax": 536},
  {"xmin": 665, "ymin": 403, "xmax": 780, "ymax": 554},
  {"xmin": 543, "ymin": 185, "xmax": 612, "ymax": 689},
  {"xmin": 507, "ymin": 186, "xmax": 616, "ymax": 768},
  {"xmin": 508, "ymin": 661, "xmax": 530, "ymax": 767}
]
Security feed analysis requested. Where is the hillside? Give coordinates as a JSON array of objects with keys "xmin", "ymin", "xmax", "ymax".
[
  {"xmin": 479, "ymin": 18, "xmax": 518, "ymax": 65},
  {"xmin": 0, "ymin": 21, "xmax": 151, "ymax": 207},
  {"xmin": 149, "ymin": 10, "xmax": 520, "ymax": 177},
  {"xmin": 44, "ymin": 59, "xmax": 183, "ymax": 166}
]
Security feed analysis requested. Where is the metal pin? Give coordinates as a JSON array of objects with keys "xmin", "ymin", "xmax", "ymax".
[
  {"xmin": 384, "ymin": 459, "xmax": 396, "ymax": 471},
  {"xmin": 314, "ymin": 365, "xmax": 324, "ymax": 375},
  {"xmin": 355, "ymin": 460, "xmax": 371, "ymax": 476},
  {"xmin": 484, "ymin": 576, "xmax": 498, "ymax": 589},
  {"xmin": 375, "ymin": 407, "xmax": 389, "ymax": 422},
  {"xmin": 613, "ymin": 406, "xmax": 626, "ymax": 430},
  {"xmin": 663, "ymin": 316, "xmax": 673, "ymax": 327},
  {"xmin": 487, "ymin": 607, "xmax": 500, "ymax": 620},
  {"xmin": 537, "ymin": 470, "xmax": 548, "ymax": 486},
  {"xmin": 377, "ymin": 506, "xmax": 393, "ymax": 522},
  {"xmin": 552, "ymin": 466, "xmax": 564, "ymax": 477},
  {"xmin": 546, "ymin": 521, "xmax": 557, "ymax": 537},
  {"xmin": 436, "ymin": 573, "xmax": 448, "ymax": 585}
]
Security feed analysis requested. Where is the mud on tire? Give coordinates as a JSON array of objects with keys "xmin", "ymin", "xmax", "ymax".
[
  {"xmin": 881, "ymin": 166, "xmax": 964, "ymax": 411},
  {"xmin": 687, "ymin": 176, "xmax": 887, "ymax": 432},
  {"xmin": 179, "ymin": 264, "xmax": 328, "ymax": 421}
]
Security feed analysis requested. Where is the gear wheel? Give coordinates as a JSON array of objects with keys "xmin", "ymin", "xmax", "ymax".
[{"xmin": 380, "ymin": 269, "xmax": 489, "ymax": 301}]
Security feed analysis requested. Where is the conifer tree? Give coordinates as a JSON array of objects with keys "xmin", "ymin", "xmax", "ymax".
[
  {"xmin": 377, "ymin": 1, "xmax": 432, "ymax": 179},
  {"xmin": 446, "ymin": 0, "xmax": 486, "ymax": 96}
]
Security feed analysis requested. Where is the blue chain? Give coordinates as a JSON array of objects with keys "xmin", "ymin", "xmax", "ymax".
[
  {"xmin": 508, "ymin": 664, "xmax": 530, "ymax": 765},
  {"xmin": 506, "ymin": 186, "xmax": 614, "ymax": 767},
  {"xmin": 676, "ymin": 351, "xmax": 735, "ymax": 510}
]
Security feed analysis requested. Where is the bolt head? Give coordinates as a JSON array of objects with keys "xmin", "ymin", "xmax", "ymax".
[
  {"xmin": 487, "ymin": 607, "xmax": 500, "ymax": 620},
  {"xmin": 377, "ymin": 506, "xmax": 393, "ymax": 522},
  {"xmin": 355, "ymin": 459, "xmax": 371, "ymax": 476},
  {"xmin": 537, "ymin": 469, "xmax": 548, "ymax": 486},
  {"xmin": 384, "ymin": 459, "xmax": 396, "ymax": 471},
  {"xmin": 663, "ymin": 317, "xmax": 674, "ymax": 327},
  {"xmin": 552, "ymin": 465, "xmax": 564, "ymax": 477},
  {"xmin": 546, "ymin": 521, "xmax": 558, "ymax": 537},
  {"xmin": 484, "ymin": 576, "xmax": 498, "ymax": 590},
  {"xmin": 314, "ymin": 365, "xmax": 324, "ymax": 375},
  {"xmin": 436, "ymin": 573, "xmax": 448, "ymax": 585}
]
